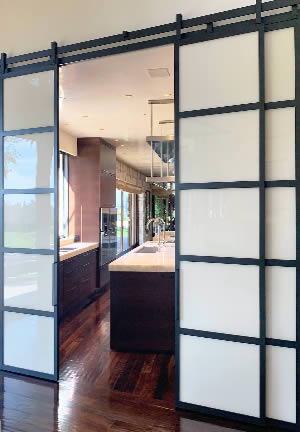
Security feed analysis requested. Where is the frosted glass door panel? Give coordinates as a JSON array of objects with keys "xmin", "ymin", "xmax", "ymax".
[
  {"xmin": 266, "ymin": 346, "xmax": 296, "ymax": 423},
  {"xmin": 179, "ymin": 110, "xmax": 259, "ymax": 183},
  {"xmin": 4, "ymin": 194, "xmax": 54, "ymax": 250},
  {"xmin": 180, "ymin": 188, "xmax": 259, "ymax": 258},
  {"xmin": 180, "ymin": 32, "xmax": 259, "ymax": 112},
  {"xmin": 265, "ymin": 28, "xmax": 295, "ymax": 103},
  {"xmin": 4, "ymin": 71, "xmax": 54, "ymax": 131},
  {"xmin": 4, "ymin": 312, "xmax": 54, "ymax": 375},
  {"xmin": 180, "ymin": 262, "xmax": 259, "ymax": 337},
  {"xmin": 4, "ymin": 133, "xmax": 54, "ymax": 189},
  {"xmin": 180, "ymin": 335, "xmax": 260, "ymax": 417},
  {"xmin": 4, "ymin": 253, "xmax": 54, "ymax": 312},
  {"xmin": 266, "ymin": 266, "xmax": 296, "ymax": 341},
  {"xmin": 266, "ymin": 188, "xmax": 296, "ymax": 260},
  {"xmin": 265, "ymin": 108, "xmax": 295, "ymax": 181}
]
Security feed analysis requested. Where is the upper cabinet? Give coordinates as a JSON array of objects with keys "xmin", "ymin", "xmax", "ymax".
[{"xmin": 68, "ymin": 138, "xmax": 116, "ymax": 242}]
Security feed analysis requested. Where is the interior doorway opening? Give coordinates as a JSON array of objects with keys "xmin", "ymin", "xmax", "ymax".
[{"xmin": 57, "ymin": 44, "xmax": 176, "ymax": 408}]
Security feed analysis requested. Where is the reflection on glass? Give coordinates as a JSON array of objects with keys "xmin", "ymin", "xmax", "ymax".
[
  {"xmin": 4, "ymin": 253, "xmax": 54, "ymax": 312},
  {"xmin": 4, "ymin": 194, "xmax": 54, "ymax": 249},
  {"xmin": 4, "ymin": 70, "xmax": 54, "ymax": 131},
  {"xmin": 4, "ymin": 312, "xmax": 54, "ymax": 374},
  {"xmin": 4, "ymin": 133, "xmax": 54, "ymax": 189}
]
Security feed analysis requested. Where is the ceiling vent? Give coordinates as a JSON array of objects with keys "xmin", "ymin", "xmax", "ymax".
[{"xmin": 147, "ymin": 68, "xmax": 170, "ymax": 78}]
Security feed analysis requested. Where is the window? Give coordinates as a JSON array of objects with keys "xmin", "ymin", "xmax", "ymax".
[
  {"xmin": 59, "ymin": 152, "xmax": 69, "ymax": 238},
  {"xmin": 116, "ymin": 188, "xmax": 137, "ymax": 253}
]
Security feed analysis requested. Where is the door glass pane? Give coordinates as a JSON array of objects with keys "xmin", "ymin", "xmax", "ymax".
[
  {"xmin": 180, "ymin": 110, "xmax": 259, "ymax": 183},
  {"xmin": 180, "ymin": 262, "xmax": 260, "ymax": 337},
  {"xmin": 265, "ymin": 108, "xmax": 295, "ymax": 181},
  {"xmin": 4, "ymin": 312, "xmax": 54, "ymax": 375},
  {"xmin": 266, "ymin": 188, "xmax": 296, "ymax": 260},
  {"xmin": 4, "ymin": 253, "xmax": 54, "ymax": 312},
  {"xmin": 266, "ymin": 266, "xmax": 296, "ymax": 341},
  {"xmin": 180, "ymin": 32, "xmax": 259, "ymax": 111},
  {"xmin": 4, "ymin": 194, "xmax": 54, "ymax": 250},
  {"xmin": 266, "ymin": 346, "xmax": 296, "ymax": 423},
  {"xmin": 180, "ymin": 188, "xmax": 259, "ymax": 258},
  {"xmin": 180, "ymin": 335, "xmax": 260, "ymax": 417},
  {"xmin": 4, "ymin": 71, "xmax": 54, "ymax": 131},
  {"xmin": 265, "ymin": 28, "xmax": 295, "ymax": 103},
  {"xmin": 4, "ymin": 133, "xmax": 54, "ymax": 189}
]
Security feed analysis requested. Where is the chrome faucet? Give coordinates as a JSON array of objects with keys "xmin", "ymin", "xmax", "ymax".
[{"xmin": 146, "ymin": 217, "xmax": 166, "ymax": 247}]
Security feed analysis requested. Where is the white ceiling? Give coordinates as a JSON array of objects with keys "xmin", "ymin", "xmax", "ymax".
[{"xmin": 59, "ymin": 44, "xmax": 174, "ymax": 175}]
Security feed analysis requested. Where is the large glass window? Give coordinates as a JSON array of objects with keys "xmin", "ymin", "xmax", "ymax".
[
  {"xmin": 116, "ymin": 189, "xmax": 122, "ymax": 254},
  {"xmin": 116, "ymin": 188, "xmax": 137, "ymax": 253},
  {"xmin": 59, "ymin": 152, "xmax": 69, "ymax": 238}
]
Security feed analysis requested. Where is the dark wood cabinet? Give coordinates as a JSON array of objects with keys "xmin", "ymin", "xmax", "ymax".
[
  {"xmin": 110, "ymin": 271, "xmax": 175, "ymax": 353},
  {"xmin": 59, "ymin": 249, "xmax": 98, "ymax": 320}
]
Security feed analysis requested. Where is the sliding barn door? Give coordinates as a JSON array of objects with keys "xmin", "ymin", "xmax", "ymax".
[
  {"xmin": 0, "ymin": 64, "xmax": 59, "ymax": 380},
  {"xmin": 175, "ymin": 13, "xmax": 298, "ymax": 426}
]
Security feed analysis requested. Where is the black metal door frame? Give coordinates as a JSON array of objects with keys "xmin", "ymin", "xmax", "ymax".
[
  {"xmin": 175, "ymin": 4, "xmax": 299, "ymax": 430},
  {"xmin": 0, "ymin": 1, "xmax": 297, "ymax": 429},
  {"xmin": 0, "ymin": 58, "xmax": 59, "ymax": 381}
]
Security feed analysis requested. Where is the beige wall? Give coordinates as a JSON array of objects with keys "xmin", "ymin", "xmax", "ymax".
[
  {"xmin": 59, "ymin": 129, "xmax": 77, "ymax": 156},
  {"xmin": 0, "ymin": 1, "xmax": 256, "ymax": 56}
]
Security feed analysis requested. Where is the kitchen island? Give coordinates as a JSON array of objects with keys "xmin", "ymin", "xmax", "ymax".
[{"xmin": 109, "ymin": 242, "xmax": 175, "ymax": 353}]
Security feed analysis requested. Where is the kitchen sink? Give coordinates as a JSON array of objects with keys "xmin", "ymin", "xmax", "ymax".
[{"xmin": 135, "ymin": 246, "xmax": 158, "ymax": 254}]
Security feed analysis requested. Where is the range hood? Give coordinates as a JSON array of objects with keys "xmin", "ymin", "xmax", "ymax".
[
  {"xmin": 146, "ymin": 135, "xmax": 175, "ymax": 183},
  {"xmin": 146, "ymin": 99, "xmax": 175, "ymax": 185}
]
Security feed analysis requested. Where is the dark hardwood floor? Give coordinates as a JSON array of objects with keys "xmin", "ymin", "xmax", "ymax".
[{"xmin": 0, "ymin": 290, "xmax": 283, "ymax": 431}]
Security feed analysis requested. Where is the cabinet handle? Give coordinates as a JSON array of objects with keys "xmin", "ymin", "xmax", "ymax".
[{"xmin": 52, "ymin": 262, "xmax": 58, "ymax": 306}]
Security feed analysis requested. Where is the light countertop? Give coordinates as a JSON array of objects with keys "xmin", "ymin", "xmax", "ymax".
[
  {"xmin": 109, "ymin": 241, "xmax": 175, "ymax": 273},
  {"xmin": 59, "ymin": 242, "xmax": 99, "ymax": 262}
]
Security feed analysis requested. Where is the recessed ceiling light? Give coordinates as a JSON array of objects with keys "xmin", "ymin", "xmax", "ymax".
[
  {"xmin": 99, "ymin": 128, "xmax": 104, "ymax": 131},
  {"xmin": 124, "ymin": 94, "xmax": 133, "ymax": 98},
  {"xmin": 114, "ymin": 139, "xmax": 119, "ymax": 142},
  {"xmin": 120, "ymin": 144, "xmax": 125, "ymax": 147},
  {"xmin": 81, "ymin": 115, "xmax": 88, "ymax": 118},
  {"xmin": 144, "ymin": 113, "xmax": 147, "ymax": 116}
]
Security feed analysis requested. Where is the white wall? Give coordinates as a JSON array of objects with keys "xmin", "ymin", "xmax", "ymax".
[{"xmin": 0, "ymin": 0, "xmax": 256, "ymax": 56}]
